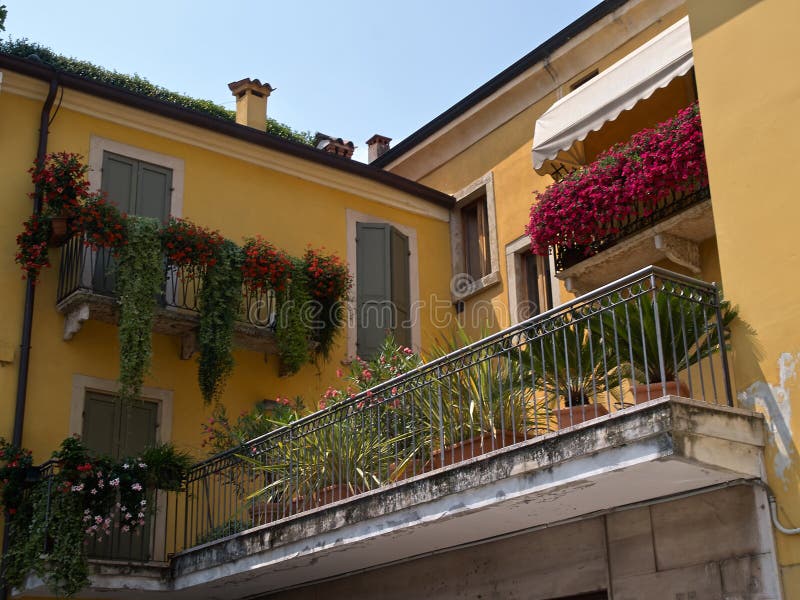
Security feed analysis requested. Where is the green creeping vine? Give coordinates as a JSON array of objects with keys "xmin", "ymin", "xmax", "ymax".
[
  {"xmin": 116, "ymin": 217, "xmax": 163, "ymax": 403},
  {"xmin": 198, "ymin": 240, "xmax": 243, "ymax": 403}
]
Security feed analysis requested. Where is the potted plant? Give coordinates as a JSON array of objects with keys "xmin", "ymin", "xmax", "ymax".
[
  {"xmin": 523, "ymin": 317, "xmax": 623, "ymax": 428},
  {"xmin": 606, "ymin": 288, "xmax": 736, "ymax": 404},
  {"xmin": 243, "ymin": 410, "xmax": 407, "ymax": 521},
  {"xmin": 419, "ymin": 326, "xmax": 552, "ymax": 469},
  {"xmin": 31, "ymin": 152, "xmax": 90, "ymax": 246}
]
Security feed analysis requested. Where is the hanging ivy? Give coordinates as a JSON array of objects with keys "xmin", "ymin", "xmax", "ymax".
[
  {"xmin": 198, "ymin": 240, "xmax": 243, "ymax": 403},
  {"xmin": 276, "ymin": 258, "xmax": 313, "ymax": 376},
  {"xmin": 116, "ymin": 217, "xmax": 162, "ymax": 403}
]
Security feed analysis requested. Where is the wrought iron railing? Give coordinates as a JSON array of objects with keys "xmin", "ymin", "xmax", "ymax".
[
  {"xmin": 177, "ymin": 266, "xmax": 733, "ymax": 550},
  {"xmin": 56, "ymin": 235, "xmax": 276, "ymax": 328},
  {"xmin": 29, "ymin": 460, "xmax": 184, "ymax": 564},
  {"xmin": 553, "ymin": 185, "xmax": 711, "ymax": 272}
]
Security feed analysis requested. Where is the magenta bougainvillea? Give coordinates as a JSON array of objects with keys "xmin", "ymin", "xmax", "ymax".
[{"xmin": 526, "ymin": 102, "xmax": 708, "ymax": 256}]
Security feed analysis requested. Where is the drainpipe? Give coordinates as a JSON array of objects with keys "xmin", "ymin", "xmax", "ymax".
[
  {"xmin": 2, "ymin": 73, "xmax": 60, "ymax": 600},
  {"xmin": 12, "ymin": 74, "xmax": 59, "ymax": 446}
]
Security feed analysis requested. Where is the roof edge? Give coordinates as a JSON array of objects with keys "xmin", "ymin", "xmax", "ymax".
[
  {"xmin": 371, "ymin": 0, "xmax": 630, "ymax": 168},
  {"xmin": 0, "ymin": 53, "xmax": 453, "ymax": 209}
]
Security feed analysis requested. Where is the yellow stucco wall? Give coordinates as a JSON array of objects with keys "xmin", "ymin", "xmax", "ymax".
[
  {"xmin": 688, "ymin": 0, "xmax": 800, "ymax": 593},
  {"xmin": 0, "ymin": 80, "xmax": 453, "ymax": 463}
]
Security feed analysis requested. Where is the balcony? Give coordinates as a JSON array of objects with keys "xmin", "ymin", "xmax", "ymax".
[
  {"xmin": 55, "ymin": 235, "xmax": 278, "ymax": 358},
  {"xmin": 18, "ymin": 267, "xmax": 765, "ymax": 598},
  {"xmin": 553, "ymin": 185, "xmax": 714, "ymax": 294}
]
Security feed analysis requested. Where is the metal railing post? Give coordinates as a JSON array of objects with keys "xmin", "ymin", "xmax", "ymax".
[{"xmin": 714, "ymin": 284, "xmax": 734, "ymax": 407}]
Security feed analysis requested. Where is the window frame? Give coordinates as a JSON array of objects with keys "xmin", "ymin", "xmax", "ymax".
[
  {"xmin": 88, "ymin": 135, "xmax": 184, "ymax": 218},
  {"xmin": 69, "ymin": 374, "xmax": 174, "ymax": 561},
  {"xmin": 346, "ymin": 209, "xmax": 420, "ymax": 360},
  {"xmin": 505, "ymin": 234, "xmax": 560, "ymax": 324},
  {"xmin": 450, "ymin": 172, "xmax": 500, "ymax": 302}
]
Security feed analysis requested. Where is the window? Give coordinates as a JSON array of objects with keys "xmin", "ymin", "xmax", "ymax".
[
  {"xmin": 506, "ymin": 235, "xmax": 559, "ymax": 323},
  {"xmin": 69, "ymin": 374, "xmax": 173, "ymax": 561},
  {"xmin": 101, "ymin": 151, "xmax": 172, "ymax": 220},
  {"xmin": 451, "ymin": 172, "xmax": 499, "ymax": 300},
  {"xmin": 521, "ymin": 250, "xmax": 554, "ymax": 319},
  {"xmin": 91, "ymin": 149, "xmax": 174, "ymax": 294},
  {"xmin": 355, "ymin": 222, "xmax": 411, "ymax": 359},
  {"xmin": 461, "ymin": 194, "xmax": 491, "ymax": 281},
  {"xmin": 82, "ymin": 392, "xmax": 159, "ymax": 561}
]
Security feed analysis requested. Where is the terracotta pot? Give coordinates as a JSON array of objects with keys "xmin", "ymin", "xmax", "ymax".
[
  {"xmin": 633, "ymin": 380, "xmax": 690, "ymax": 404},
  {"xmin": 248, "ymin": 498, "xmax": 302, "ymax": 525},
  {"xmin": 427, "ymin": 430, "xmax": 519, "ymax": 470},
  {"xmin": 388, "ymin": 460, "xmax": 425, "ymax": 481},
  {"xmin": 553, "ymin": 403, "xmax": 609, "ymax": 429},
  {"xmin": 48, "ymin": 215, "xmax": 71, "ymax": 247},
  {"xmin": 310, "ymin": 484, "xmax": 361, "ymax": 508}
]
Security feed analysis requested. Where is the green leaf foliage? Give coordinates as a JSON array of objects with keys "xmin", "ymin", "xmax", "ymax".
[
  {"xmin": 0, "ymin": 38, "xmax": 313, "ymax": 145},
  {"xmin": 275, "ymin": 258, "xmax": 313, "ymax": 376},
  {"xmin": 198, "ymin": 240, "xmax": 243, "ymax": 403},
  {"xmin": 117, "ymin": 217, "xmax": 163, "ymax": 403}
]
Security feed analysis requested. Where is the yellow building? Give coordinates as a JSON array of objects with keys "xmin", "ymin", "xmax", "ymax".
[{"xmin": 2, "ymin": 0, "xmax": 799, "ymax": 598}]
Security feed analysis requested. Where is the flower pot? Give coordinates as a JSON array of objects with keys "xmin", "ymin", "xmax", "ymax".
[
  {"xmin": 633, "ymin": 380, "xmax": 690, "ymax": 404},
  {"xmin": 427, "ymin": 430, "xmax": 519, "ymax": 470},
  {"xmin": 310, "ymin": 483, "xmax": 361, "ymax": 507},
  {"xmin": 48, "ymin": 215, "xmax": 71, "ymax": 247},
  {"xmin": 248, "ymin": 499, "xmax": 302, "ymax": 525},
  {"xmin": 553, "ymin": 403, "xmax": 609, "ymax": 429},
  {"xmin": 388, "ymin": 459, "xmax": 425, "ymax": 481}
]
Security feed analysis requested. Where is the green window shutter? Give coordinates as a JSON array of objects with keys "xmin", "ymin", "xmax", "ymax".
[
  {"xmin": 82, "ymin": 392, "xmax": 122, "ymax": 458},
  {"xmin": 121, "ymin": 400, "xmax": 158, "ymax": 457},
  {"xmin": 101, "ymin": 152, "xmax": 136, "ymax": 214},
  {"xmin": 101, "ymin": 151, "xmax": 172, "ymax": 220},
  {"xmin": 136, "ymin": 161, "xmax": 172, "ymax": 222},
  {"xmin": 356, "ymin": 222, "xmax": 392, "ymax": 359},
  {"xmin": 390, "ymin": 227, "xmax": 411, "ymax": 348}
]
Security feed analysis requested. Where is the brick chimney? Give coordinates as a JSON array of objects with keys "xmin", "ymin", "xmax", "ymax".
[
  {"xmin": 366, "ymin": 134, "xmax": 392, "ymax": 163},
  {"xmin": 313, "ymin": 132, "xmax": 355, "ymax": 159},
  {"xmin": 228, "ymin": 78, "xmax": 274, "ymax": 131}
]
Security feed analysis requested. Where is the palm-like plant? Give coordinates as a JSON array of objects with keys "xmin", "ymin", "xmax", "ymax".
[
  {"xmin": 604, "ymin": 288, "xmax": 736, "ymax": 385},
  {"xmin": 244, "ymin": 411, "xmax": 415, "ymax": 511},
  {"xmin": 521, "ymin": 315, "xmax": 623, "ymax": 410},
  {"xmin": 425, "ymin": 326, "xmax": 552, "ymax": 442}
]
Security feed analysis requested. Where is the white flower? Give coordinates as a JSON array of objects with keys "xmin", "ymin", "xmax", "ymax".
[
  {"xmin": 138, "ymin": 512, "xmax": 144, "ymax": 518},
  {"xmin": 121, "ymin": 525, "xmax": 130, "ymax": 533},
  {"xmin": 140, "ymin": 499, "xmax": 147, "ymax": 507},
  {"xmin": 71, "ymin": 483, "xmax": 84, "ymax": 492},
  {"xmin": 131, "ymin": 482, "xmax": 142, "ymax": 492},
  {"xmin": 90, "ymin": 488, "xmax": 98, "ymax": 495},
  {"xmin": 123, "ymin": 463, "xmax": 130, "ymax": 470},
  {"xmin": 138, "ymin": 463, "xmax": 147, "ymax": 469},
  {"xmin": 109, "ymin": 478, "xmax": 120, "ymax": 487}
]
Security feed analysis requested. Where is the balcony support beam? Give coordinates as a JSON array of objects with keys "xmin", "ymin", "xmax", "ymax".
[
  {"xmin": 654, "ymin": 233, "xmax": 700, "ymax": 274},
  {"xmin": 63, "ymin": 303, "xmax": 91, "ymax": 340}
]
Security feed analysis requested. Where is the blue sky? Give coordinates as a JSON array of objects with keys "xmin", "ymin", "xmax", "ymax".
[{"xmin": 3, "ymin": 1, "xmax": 601, "ymax": 162}]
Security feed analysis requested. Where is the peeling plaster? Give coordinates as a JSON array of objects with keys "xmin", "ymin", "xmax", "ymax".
[{"xmin": 739, "ymin": 352, "xmax": 799, "ymax": 483}]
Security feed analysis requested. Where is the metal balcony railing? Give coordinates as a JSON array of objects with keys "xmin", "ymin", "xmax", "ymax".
[
  {"xmin": 56, "ymin": 234, "xmax": 276, "ymax": 328},
  {"xmin": 177, "ymin": 266, "xmax": 733, "ymax": 549},
  {"xmin": 553, "ymin": 185, "xmax": 711, "ymax": 272}
]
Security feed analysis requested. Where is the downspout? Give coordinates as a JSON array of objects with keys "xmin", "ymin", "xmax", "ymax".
[
  {"xmin": 12, "ymin": 74, "xmax": 59, "ymax": 446},
  {"xmin": 2, "ymin": 73, "xmax": 60, "ymax": 600}
]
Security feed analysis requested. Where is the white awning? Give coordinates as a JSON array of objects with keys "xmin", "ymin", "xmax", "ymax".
[{"xmin": 532, "ymin": 16, "xmax": 694, "ymax": 170}]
